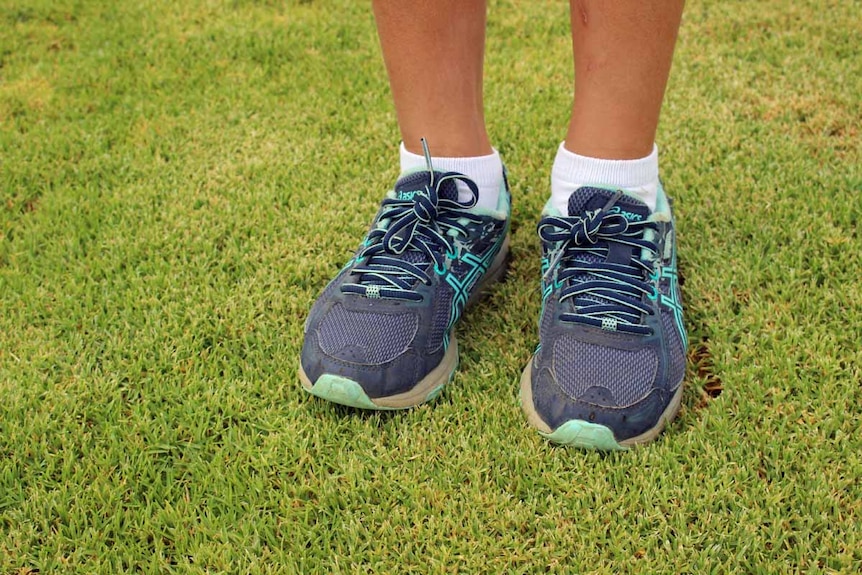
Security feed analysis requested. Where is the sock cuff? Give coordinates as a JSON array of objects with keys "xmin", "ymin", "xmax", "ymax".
[
  {"xmin": 399, "ymin": 142, "xmax": 502, "ymax": 184},
  {"xmin": 399, "ymin": 142, "xmax": 504, "ymax": 211},
  {"xmin": 551, "ymin": 142, "xmax": 659, "ymax": 189}
]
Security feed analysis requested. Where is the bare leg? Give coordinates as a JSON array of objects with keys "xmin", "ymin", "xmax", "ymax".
[
  {"xmin": 566, "ymin": 0, "xmax": 684, "ymax": 159},
  {"xmin": 372, "ymin": 0, "xmax": 491, "ymax": 157}
]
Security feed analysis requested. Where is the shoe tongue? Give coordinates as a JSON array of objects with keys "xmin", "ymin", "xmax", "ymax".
[
  {"xmin": 394, "ymin": 170, "xmax": 460, "ymax": 203},
  {"xmin": 567, "ymin": 186, "xmax": 650, "ymax": 222}
]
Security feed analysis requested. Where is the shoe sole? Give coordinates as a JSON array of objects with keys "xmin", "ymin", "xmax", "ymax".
[
  {"xmin": 300, "ymin": 235, "xmax": 510, "ymax": 410},
  {"xmin": 519, "ymin": 360, "xmax": 683, "ymax": 450},
  {"xmin": 299, "ymin": 338, "xmax": 458, "ymax": 410}
]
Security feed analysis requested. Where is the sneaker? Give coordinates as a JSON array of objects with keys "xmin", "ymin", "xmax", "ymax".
[
  {"xmin": 520, "ymin": 184, "xmax": 687, "ymax": 449},
  {"xmin": 299, "ymin": 147, "xmax": 510, "ymax": 410}
]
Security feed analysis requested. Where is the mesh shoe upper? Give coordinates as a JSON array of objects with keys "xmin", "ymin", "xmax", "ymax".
[
  {"xmin": 301, "ymin": 167, "xmax": 509, "ymax": 399},
  {"xmin": 530, "ymin": 185, "xmax": 686, "ymax": 440},
  {"xmin": 317, "ymin": 304, "xmax": 418, "ymax": 365}
]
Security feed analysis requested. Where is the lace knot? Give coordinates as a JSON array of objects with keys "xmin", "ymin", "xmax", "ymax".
[
  {"xmin": 538, "ymin": 191, "xmax": 658, "ymax": 335},
  {"xmin": 341, "ymin": 168, "xmax": 483, "ymax": 301},
  {"xmin": 413, "ymin": 192, "xmax": 438, "ymax": 223}
]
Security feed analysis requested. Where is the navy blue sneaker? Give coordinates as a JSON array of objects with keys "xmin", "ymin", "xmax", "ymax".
[
  {"xmin": 300, "ymin": 148, "xmax": 510, "ymax": 409},
  {"xmin": 520, "ymin": 184, "xmax": 687, "ymax": 449}
]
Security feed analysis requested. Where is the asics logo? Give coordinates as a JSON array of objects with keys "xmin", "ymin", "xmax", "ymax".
[
  {"xmin": 607, "ymin": 205, "xmax": 643, "ymax": 222},
  {"xmin": 584, "ymin": 206, "xmax": 643, "ymax": 222},
  {"xmin": 396, "ymin": 189, "xmax": 427, "ymax": 201}
]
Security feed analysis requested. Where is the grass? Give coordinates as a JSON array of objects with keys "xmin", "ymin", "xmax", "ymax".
[{"xmin": 1, "ymin": 0, "xmax": 860, "ymax": 572}]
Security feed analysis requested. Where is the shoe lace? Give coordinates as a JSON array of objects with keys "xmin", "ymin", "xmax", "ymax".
[
  {"xmin": 341, "ymin": 143, "xmax": 483, "ymax": 302},
  {"xmin": 539, "ymin": 191, "xmax": 659, "ymax": 335}
]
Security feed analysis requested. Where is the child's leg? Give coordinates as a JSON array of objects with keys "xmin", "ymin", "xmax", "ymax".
[
  {"xmin": 372, "ymin": 0, "xmax": 491, "ymax": 157},
  {"xmin": 373, "ymin": 1, "xmax": 504, "ymax": 210},
  {"xmin": 522, "ymin": 1, "xmax": 688, "ymax": 450},
  {"xmin": 551, "ymin": 0, "xmax": 685, "ymax": 213},
  {"xmin": 567, "ymin": 0, "xmax": 685, "ymax": 159}
]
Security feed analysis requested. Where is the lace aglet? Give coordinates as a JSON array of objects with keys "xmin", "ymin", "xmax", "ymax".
[{"xmin": 420, "ymin": 138, "xmax": 435, "ymax": 186}]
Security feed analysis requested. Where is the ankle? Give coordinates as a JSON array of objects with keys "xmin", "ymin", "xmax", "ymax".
[{"xmin": 401, "ymin": 132, "xmax": 492, "ymax": 158}]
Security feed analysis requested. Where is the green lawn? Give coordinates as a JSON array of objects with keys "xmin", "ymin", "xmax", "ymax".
[{"xmin": 1, "ymin": 0, "xmax": 860, "ymax": 572}]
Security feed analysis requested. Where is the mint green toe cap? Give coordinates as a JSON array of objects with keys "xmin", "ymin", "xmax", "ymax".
[
  {"xmin": 541, "ymin": 420, "xmax": 628, "ymax": 451},
  {"xmin": 307, "ymin": 374, "xmax": 396, "ymax": 410}
]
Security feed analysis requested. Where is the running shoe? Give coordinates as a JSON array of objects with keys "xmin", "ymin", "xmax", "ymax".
[
  {"xmin": 520, "ymin": 184, "xmax": 687, "ymax": 449},
  {"xmin": 300, "ymin": 145, "xmax": 510, "ymax": 409}
]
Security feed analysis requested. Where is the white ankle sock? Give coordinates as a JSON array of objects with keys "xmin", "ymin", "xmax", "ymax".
[
  {"xmin": 550, "ymin": 142, "xmax": 659, "ymax": 214},
  {"xmin": 399, "ymin": 142, "xmax": 504, "ymax": 211}
]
